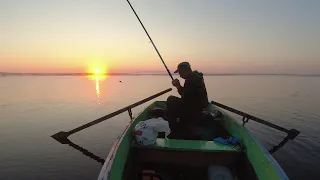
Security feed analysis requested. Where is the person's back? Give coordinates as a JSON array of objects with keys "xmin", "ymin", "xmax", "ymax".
[{"xmin": 178, "ymin": 70, "xmax": 208, "ymax": 113}]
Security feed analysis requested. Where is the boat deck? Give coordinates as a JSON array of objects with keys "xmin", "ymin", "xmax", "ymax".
[{"xmin": 126, "ymin": 139, "xmax": 252, "ymax": 180}]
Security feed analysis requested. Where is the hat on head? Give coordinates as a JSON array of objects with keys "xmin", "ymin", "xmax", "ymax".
[{"xmin": 174, "ymin": 62, "xmax": 191, "ymax": 73}]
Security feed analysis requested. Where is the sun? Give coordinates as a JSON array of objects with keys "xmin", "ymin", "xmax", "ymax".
[
  {"xmin": 92, "ymin": 68, "xmax": 107, "ymax": 77},
  {"xmin": 86, "ymin": 62, "xmax": 108, "ymax": 80},
  {"xmin": 94, "ymin": 69, "xmax": 101, "ymax": 75},
  {"xmin": 87, "ymin": 64, "xmax": 108, "ymax": 75}
]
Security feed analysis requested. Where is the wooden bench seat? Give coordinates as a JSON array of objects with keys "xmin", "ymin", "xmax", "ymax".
[{"xmin": 133, "ymin": 138, "xmax": 242, "ymax": 152}]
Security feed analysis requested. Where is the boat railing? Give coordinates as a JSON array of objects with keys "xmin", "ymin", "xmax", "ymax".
[
  {"xmin": 52, "ymin": 88, "xmax": 172, "ymax": 144},
  {"xmin": 211, "ymin": 101, "xmax": 299, "ymax": 138},
  {"xmin": 211, "ymin": 101, "xmax": 300, "ymax": 153}
]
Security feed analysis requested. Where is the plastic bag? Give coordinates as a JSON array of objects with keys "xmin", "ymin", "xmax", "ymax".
[{"xmin": 134, "ymin": 117, "xmax": 171, "ymax": 146}]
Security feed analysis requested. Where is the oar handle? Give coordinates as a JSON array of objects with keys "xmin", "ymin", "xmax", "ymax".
[
  {"xmin": 211, "ymin": 101, "xmax": 299, "ymax": 135},
  {"xmin": 127, "ymin": 0, "xmax": 173, "ymax": 80}
]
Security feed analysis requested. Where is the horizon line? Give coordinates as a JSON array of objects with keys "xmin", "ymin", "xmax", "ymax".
[{"xmin": 1, "ymin": 72, "xmax": 320, "ymax": 77}]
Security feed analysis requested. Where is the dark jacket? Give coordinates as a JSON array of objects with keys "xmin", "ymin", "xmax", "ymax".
[{"xmin": 178, "ymin": 71, "xmax": 209, "ymax": 112}]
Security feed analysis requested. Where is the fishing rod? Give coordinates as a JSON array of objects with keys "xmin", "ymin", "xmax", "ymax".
[{"xmin": 127, "ymin": 0, "xmax": 174, "ymax": 80}]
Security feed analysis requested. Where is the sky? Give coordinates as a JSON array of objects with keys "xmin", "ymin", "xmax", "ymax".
[{"xmin": 1, "ymin": 0, "xmax": 319, "ymax": 74}]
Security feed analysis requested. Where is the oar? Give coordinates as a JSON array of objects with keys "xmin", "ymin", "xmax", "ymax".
[
  {"xmin": 52, "ymin": 88, "xmax": 172, "ymax": 144},
  {"xmin": 60, "ymin": 138, "xmax": 105, "ymax": 165},
  {"xmin": 211, "ymin": 101, "xmax": 300, "ymax": 138},
  {"xmin": 269, "ymin": 134, "xmax": 293, "ymax": 154},
  {"xmin": 127, "ymin": 0, "xmax": 173, "ymax": 80}
]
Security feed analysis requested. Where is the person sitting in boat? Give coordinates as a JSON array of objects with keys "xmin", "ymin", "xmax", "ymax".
[{"xmin": 166, "ymin": 62, "xmax": 209, "ymax": 138}]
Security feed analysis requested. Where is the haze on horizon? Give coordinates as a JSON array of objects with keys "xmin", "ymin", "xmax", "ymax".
[{"xmin": 1, "ymin": 0, "xmax": 319, "ymax": 75}]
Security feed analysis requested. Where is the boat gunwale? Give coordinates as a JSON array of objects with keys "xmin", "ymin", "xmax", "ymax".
[
  {"xmin": 242, "ymin": 125, "xmax": 289, "ymax": 179},
  {"xmin": 97, "ymin": 123, "xmax": 131, "ymax": 180},
  {"xmin": 97, "ymin": 102, "xmax": 156, "ymax": 180},
  {"xmin": 216, "ymin": 106, "xmax": 289, "ymax": 180}
]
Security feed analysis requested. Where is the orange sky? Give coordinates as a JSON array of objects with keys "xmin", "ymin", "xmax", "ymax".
[{"xmin": 1, "ymin": 1, "xmax": 319, "ymax": 74}]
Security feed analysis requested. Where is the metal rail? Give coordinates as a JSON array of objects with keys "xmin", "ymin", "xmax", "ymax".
[{"xmin": 211, "ymin": 101, "xmax": 300, "ymax": 139}]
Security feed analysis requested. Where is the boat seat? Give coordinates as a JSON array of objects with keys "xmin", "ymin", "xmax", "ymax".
[{"xmin": 133, "ymin": 138, "xmax": 242, "ymax": 152}]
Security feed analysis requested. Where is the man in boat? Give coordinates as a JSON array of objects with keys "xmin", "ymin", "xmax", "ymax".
[{"xmin": 166, "ymin": 62, "xmax": 209, "ymax": 138}]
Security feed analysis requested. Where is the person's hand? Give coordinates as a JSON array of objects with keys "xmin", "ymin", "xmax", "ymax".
[{"xmin": 172, "ymin": 78, "xmax": 181, "ymax": 88}]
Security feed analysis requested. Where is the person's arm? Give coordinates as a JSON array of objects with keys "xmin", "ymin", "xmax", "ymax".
[
  {"xmin": 177, "ymin": 84, "xmax": 183, "ymax": 95},
  {"xmin": 172, "ymin": 79, "xmax": 184, "ymax": 95},
  {"xmin": 172, "ymin": 78, "xmax": 197, "ymax": 99},
  {"xmin": 179, "ymin": 79, "xmax": 197, "ymax": 100}
]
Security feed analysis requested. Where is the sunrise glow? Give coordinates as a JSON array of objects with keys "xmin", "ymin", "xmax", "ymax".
[
  {"xmin": 85, "ymin": 60, "xmax": 109, "ymax": 81},
  {"xmin": 87, "ymin": 64, "xmax": 107, "ymax": 75},
  {"xmin": 1, "ymin": 1, "xmax": 319, "ymax": 75}
]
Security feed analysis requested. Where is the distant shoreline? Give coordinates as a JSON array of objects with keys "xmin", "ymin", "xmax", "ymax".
[{"xmin": 1, "ymin": 72, "xmax": 319, "ymax": 77}]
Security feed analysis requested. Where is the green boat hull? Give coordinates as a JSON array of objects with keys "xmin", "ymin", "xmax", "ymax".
[{"xmin": 98, "ymin": 101, "xmax": 288, "ymax": 180}]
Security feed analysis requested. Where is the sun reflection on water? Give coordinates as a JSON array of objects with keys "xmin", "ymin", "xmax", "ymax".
[
  {"xmin": 87, "ymin": 74, "xmax": 107, "ymax": 105},
  {"xmin": 95, "ymin": 76, "xmax": 100, "ymax": 104}
]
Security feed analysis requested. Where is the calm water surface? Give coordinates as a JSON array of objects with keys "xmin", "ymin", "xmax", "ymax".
[{"xmin": 0, "ymin": 75, "xmax": 319, "ymax": 180}]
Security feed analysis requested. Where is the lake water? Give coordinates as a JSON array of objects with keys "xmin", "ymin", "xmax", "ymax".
[{"xmin": 0, "ymin": 75, "xmax": 319, "ymax": 180}]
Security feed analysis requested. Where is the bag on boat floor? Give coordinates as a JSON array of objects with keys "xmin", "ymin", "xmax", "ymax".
[
  {"xmin": 134, "ymin": 118, "xmax": 171, "ymax": 146},
  {"xmin": 207, "ymin": 165, "xmax": 234, "ymax": 180}
]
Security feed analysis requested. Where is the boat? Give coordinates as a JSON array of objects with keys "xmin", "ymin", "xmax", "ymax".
[
  {"xmin": 97, "ymin": 100, "xmax": 294, "ymax": 180},
  {"xmin": 51, "ymin": 88, "xmax": 298, "ymax": 179}
]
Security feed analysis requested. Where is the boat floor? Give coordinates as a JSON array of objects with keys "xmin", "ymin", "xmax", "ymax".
[
  {"xmin": 135, "ymin": 163, "xmax": 208, "ymax": 180},
  {"xmin": 122, "ymin": 109, "xmax": 257, "ymax": 180},
  {"xmin": 123, "ymin": 147, "xmax": 257, "ymax": 180},
  {"xmin": 125, "ymin": 124, "xmax": 256, "ymax": 180}
]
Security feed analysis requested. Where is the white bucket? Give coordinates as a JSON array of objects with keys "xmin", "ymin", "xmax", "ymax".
[{"xmin": 207, "ymin": 165, "xmax": 234, "ymax": 180}]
